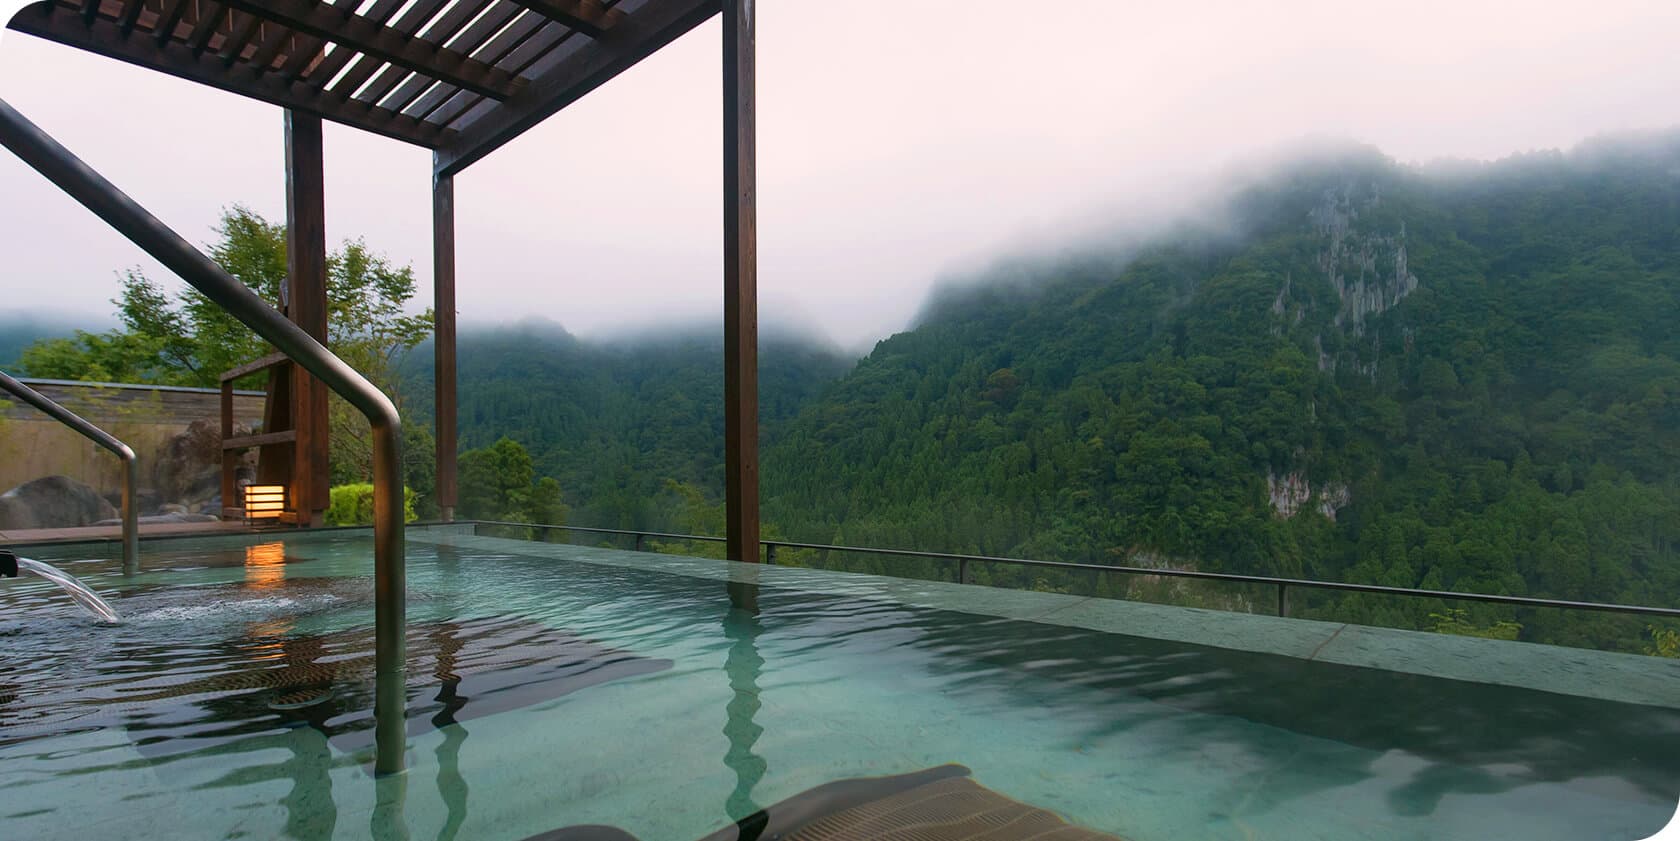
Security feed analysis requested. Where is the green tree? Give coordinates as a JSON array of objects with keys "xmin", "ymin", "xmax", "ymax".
[
  {"xmin": 1650, "ymin": 626, "xmax": 1680, "ymax": 658},
  {"xmin": 457, "ymin": 437, "xmax": 568, "ymax": 526},
  {"xmin": 20, "ymin": 205, "xmax": 434, "ymax": 503}
]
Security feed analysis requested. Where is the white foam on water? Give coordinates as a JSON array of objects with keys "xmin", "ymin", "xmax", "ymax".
[{"xmin": 126, "ymin": 594, "xmax": 344, "ymax": 623}]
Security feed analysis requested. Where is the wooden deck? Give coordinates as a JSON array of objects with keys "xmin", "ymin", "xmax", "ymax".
[{"xmin": 0, "ymin": 520, "xmax": 256, "ymax": 545}]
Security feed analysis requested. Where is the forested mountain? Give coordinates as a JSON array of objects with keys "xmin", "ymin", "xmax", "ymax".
[
  {"xmin": 755, "ymin": 136, "xmax": 1680, "ymax": 650},
  {"xmin": 401, "ymin": 320, "xmax": 852, "ymax": 529},
  {"xmin": 0, "ymin": 316, "xmax": 98, "ymax": 368},
  {"xmin": 401, "ymin": 136, "xmax": 1679, "ymax": 651}
]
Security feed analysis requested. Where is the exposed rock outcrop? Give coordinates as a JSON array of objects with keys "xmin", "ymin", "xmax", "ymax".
[
  {"xmin": 151, "ymin": 419, "xmax": 252, "ymax": 516},
  {"xmin": 153, "ymin": 419, "xmax": 226, "ymax": 503},
  {"xmin": 1267, "ymin": 471, "xmax": 1351, "ymax": 521},
  {"xmin": 1311, "ymin": 184, "xmax": 1420, "ymax": 336},
  {"xmin": 1288, "ymin": 181, "xmax": 1421, "ymax": 378}
]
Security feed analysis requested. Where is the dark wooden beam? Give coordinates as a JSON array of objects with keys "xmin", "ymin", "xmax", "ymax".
[
  {"xmin": 285, "ymin": 110, "xmax": 330, "ymax": 528},
  {"xmin": 382, "ymin": 1, "xmax": 524, "ymax": 116},
  {"xmin": 222, "ymin": 429, "xmax": 299, "ymax": 450},
  {"xmin": 408, "ymin": 7, "xmax": 548, "ymax": 123},
  {"xmin": 277, "ymin": 0, "xmax": 380, "ymax": 82},
  {"xmin": 116, "ymin": 0, "xmax": 145, "ymax": 37},
  {"xmin": 220, "ymin": 378, "xmax": 236, "ymax": 518},
  {"xmin": 722, "ymin": 0, "xmax": 758, "ymax": 567},
  {"xmin": 355, "ymin": 0, "xmax": 484, "ymax": 110},
  {"xmin": 327, "ymin": 0, "xmax": 451, "ymax": 107},
  {"xmin": 432, "ymin": 164, "xmax": 458, "ymax": 521},
  {"xmin": 185, "ymin": 2, "xmax": 222, "ymax": 57},
  {"xmin": 505, "ymin": 0, "xmax": 622, "ymax": 38},
  {"xmin": 151, "ymin": 0, "xmax": 188, "ymax": 46},
  {"xmin": 8, "ymin": 6, "xmax": 454, "ymax": 148},
  {"xmin": 219, "ymin": 0, "xmax": 524, "ymax": 100},
  {"xmin": 244, "ymin": 20, "xmax": 292, "ymax": 73},
  {"xmin": 219, "ymin": 350, "xmax": 288, "ymax": 382},
  {"xmin": 434, "ymin": 0, "xmax": 716, "ymax": 175},
  {"xmin": 218, "ymin": 9, "xmax": 262, "ymax": 66}
]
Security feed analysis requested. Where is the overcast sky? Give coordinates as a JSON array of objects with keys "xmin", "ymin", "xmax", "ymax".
[{"xmin": 2, "ymin": 0, "xmax": 1679, "ymax": 350}]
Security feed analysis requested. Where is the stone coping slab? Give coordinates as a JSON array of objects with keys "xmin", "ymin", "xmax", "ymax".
[
  {"xmin": 409, "ymin": 530, "xmax": 1680, "ymax": 710},
  {"xmin": 14, "ymin": 524, "xmax": 1674, "ymax": 710}
]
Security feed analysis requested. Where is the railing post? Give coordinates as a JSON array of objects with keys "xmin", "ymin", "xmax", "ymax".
[
  {"xmin": 0, "ymin": 371, "xmax": 139, "ymax": 575},
  {"xmin": 633, "ymin": 533, "xmax": 644, "ymax": 552},
  {"xmin": 959, "ymin": 558, "xmax": 969, "ymax": 585},
  {"xmin": 1277, "ymin": 583, "xmax": 1289, "ymax": 617},
  {"xmin": 765, "ymin": 543, "xmax": 777, "ymax": 565},
  {"xmin": 0, "ymin": 100, "xmax": 408, "ymax": 775},
  {"xmin": 539, "ymin": 525, "xmax": 551, "ymax": 543}
]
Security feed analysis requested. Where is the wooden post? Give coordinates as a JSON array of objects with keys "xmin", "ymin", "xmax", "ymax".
[
  {"xmin": 432, "ymin": 163, "xmax": 458, "ymax": 522},
  {"xmin": 220, "ymin": 379, "xmax": 236, "ymax": 517},
  {"xmin": 285, "ymin": 110, "xmax": 329, "ymax": 527},
  {"xmin": 723, "ymin": 0, "xmax": 759, "ymax": 568}
]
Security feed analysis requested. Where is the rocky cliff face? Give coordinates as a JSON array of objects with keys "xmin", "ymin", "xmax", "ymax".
[
  {"xmin": 1267, "ymin": 471, "xmax": 1351, "ymax": 521},
  {"xmin": 1312, "ymin": 184, "xmax": 1420, "ymax": 336},
  {"xmin": 1277, "ymin": 180, "xmax": 1422, "ymax": 379},
  {"xmin": 1260, "ymin": 180, "xmax": 1419, "ymax": 516}
]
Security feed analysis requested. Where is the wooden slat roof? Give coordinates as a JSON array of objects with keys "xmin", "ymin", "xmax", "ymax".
[{"xmin": 5, "ymin": 0, "xmax": 716, "ymax": 174}]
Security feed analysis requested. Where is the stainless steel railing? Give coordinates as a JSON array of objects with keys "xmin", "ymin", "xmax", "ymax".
[
  {"xmin": 465, "ymin": 519, "xmax": 1680, "ymax": 621},
  {"xmin": 0, "ymin": 371, "xmax": 139, "ymax": 575},
  {"xmin": 0, "ymin": 99, "xmax": 407, "ymax": 775}
]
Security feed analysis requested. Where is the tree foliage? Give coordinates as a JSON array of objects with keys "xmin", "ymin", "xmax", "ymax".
[
  {"xmin": 19, "ymin": 206, "xmax": 436, "ymax": 502},
  {"xmin": 749, "ymin": 138, "xmax": 1680, "ymax": 653},
  {"xmin": 457, "ymin": 436, "xmax": 567, "ymax": 525}
]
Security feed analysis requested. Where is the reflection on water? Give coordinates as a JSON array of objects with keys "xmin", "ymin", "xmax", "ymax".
[
  {"xmin": 279, "ymin": 724, "xmax": 338, "ymax": 839},
  {"xmin": 374, "ymin": 770, "xmax": 411, "ymax": 841},
  {"xmin": 1, "ymin": 538, "xmax": 1678, "ymax": 841},
  {"xmin": 244, "ymin": 542, "xmax": 288, "ymax": 590},
  {"xmin": 723, "ymin": 601, "xmax": 767, "ymax": 823},
  {"xmin": 429, "ymin": 623, "xmax": 471, "ymax": 841}
]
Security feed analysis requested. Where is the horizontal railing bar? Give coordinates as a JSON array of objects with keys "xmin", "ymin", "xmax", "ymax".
[
  {"xmin": 461, "ymin": 520, "xmax": 1680, "ymax": 620},
  {"xmin": 471, "ymin": 520, "xmax": 727, "ymax": 543}
]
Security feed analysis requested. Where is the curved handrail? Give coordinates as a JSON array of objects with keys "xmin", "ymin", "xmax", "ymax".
[
  {"xmin": 0, "ymin": 370, "xmax": 139, "ymax": 575},
  {"xmin": 0, "ymin": 99, "xmax": 406, "ymax": 775}
]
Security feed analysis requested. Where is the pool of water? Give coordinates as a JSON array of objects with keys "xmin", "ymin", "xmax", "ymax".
[{"xmin": 2, "ymin": 531, "xmax": 1677, "ymax": 840}]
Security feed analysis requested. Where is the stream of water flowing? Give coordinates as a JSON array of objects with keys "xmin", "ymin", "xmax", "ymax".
[{"xmin": 14, "ymin": 557, "xmax": 121, "ymax": 622}]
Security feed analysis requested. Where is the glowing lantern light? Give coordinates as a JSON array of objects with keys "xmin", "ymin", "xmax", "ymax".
[{"xmin": 243, "ymin": 484, "xmax": 286, "ymax": 524}]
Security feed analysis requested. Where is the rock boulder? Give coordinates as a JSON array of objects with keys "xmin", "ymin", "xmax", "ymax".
[{"xmin": 0, "ymin": 475, "xmax": 120, "ymax": 530}]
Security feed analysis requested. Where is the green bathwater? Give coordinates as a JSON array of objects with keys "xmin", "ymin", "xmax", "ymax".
[{"xmin": 1, "ymin": 530, "xmax": 1676, "ymax": 840}]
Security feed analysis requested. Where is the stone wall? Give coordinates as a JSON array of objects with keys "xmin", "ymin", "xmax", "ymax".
[{"xmin": 0, "ymin": 379, "xmax": 265, "ymax": 513}]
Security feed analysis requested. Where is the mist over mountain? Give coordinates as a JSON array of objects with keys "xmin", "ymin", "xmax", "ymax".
[
  {"xmin": 13, "ymin": 129, "xmax": 1674, "ymax": 652},
  {"xmin": 752, "ymin": 132, "xmax": 1680, "ymax": 651},
  {"xmin": 0, "ymin": 313, "xmax": 104, "ymax": 368},
  {"xmin": 400, "ymin": 320, "xmax": 853, "ymax": 528}
]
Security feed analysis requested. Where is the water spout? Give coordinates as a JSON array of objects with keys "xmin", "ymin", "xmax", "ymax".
[{"xmin": 3, "ymin": 551, "xmax": 121, "ymax": 623}]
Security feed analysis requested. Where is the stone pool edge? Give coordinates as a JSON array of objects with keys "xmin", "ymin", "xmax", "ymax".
[{"xmin": 407, "ymin": 529, "xmax": 1680, "ymax": 711}]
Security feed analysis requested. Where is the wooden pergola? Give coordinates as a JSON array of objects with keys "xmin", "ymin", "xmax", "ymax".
[
  {"xmin": 4, "ymin": 0, "xmax": 762, "ymax": 560},
  {"xmin": 2, "ymin": 0, "xmax": 760, "ymax": 774}
]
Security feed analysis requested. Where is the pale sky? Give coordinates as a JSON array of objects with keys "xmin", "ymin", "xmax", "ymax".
[{"xmin": 2, "ymin": 0, "xmax": 1679, "ymax": 350}]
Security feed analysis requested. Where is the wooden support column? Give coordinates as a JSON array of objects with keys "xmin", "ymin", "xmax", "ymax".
[
  {"xmin": 723, "ymin": 0, "xmax": 759, "ymax": 572},
  {"xmin": 285, "ymin": 110, "xmax": 330, "ymax": 527},
  {"xmin": 433, "ymin": 163, "xmax": 459, "ymax": 522}
]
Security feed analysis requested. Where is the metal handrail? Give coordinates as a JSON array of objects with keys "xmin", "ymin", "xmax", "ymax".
[
  {"xmin": 467, "ymin": 519, "xmax": 1680, "ymax": 621},
  {"xmin": 0, "ymin": 370, "xmax": 139, "ymax": 575},
  {"xmin": 0, "ymin": 99, "xmax": 406, "ymax": 775},
  {"xmin": 475, "ymin": 521, "xmax": 726, "ymax": 551}
]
